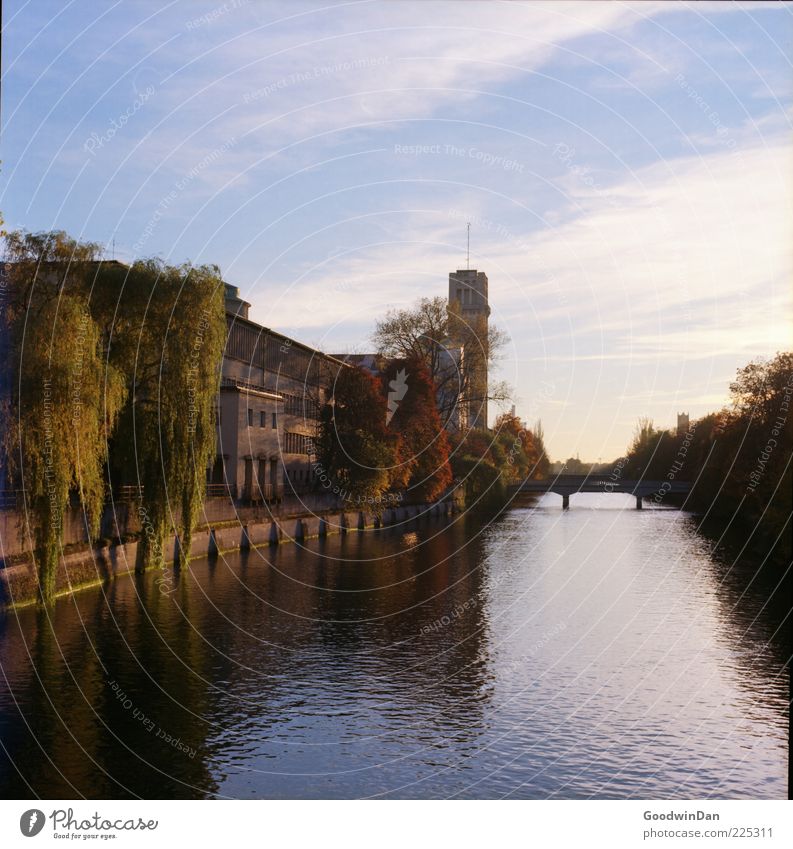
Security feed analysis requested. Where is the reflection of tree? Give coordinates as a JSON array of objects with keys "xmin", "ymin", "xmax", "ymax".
[
  {"xmin": 0, "ymin": 514, "xmax": 499, "ymax": 799},
  {"xmin": 307, "ymin": 516, "xmax": 494, "ymax": 744},
  {"xmin": 0, "ymin": 581, "xmax": 220, "ymax": 798}
]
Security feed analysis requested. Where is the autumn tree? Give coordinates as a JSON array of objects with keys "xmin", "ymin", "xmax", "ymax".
[
  {"xmin": 372, "ymin": 295, "xmax": 510, "ymax": 429},
  {"xmin": 622, "ymin": 352, "xmax": 792, "ymax": 563},
  {"xmin": 314, "ymin": 363, "xmax": 400, "ymax": 509},
  {"xmin": 381, "ymin": 357, "xmax": 452, "ymax": 503},
  {"xmin": 492, "ymin": 412, "xmax": 548, "ymax": 484}
]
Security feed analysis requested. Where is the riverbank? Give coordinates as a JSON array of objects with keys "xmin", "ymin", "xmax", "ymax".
[{"xmin": 0, "ymin": 498, "xmax": 460, "ymax": 612}]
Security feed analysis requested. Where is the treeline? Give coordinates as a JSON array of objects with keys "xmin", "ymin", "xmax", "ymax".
[
  {"xmin": 1, "ymin": 230, "xmax": 226, "ymax": 603},
  {"xmin": 1, "ymin": 228, "xmax": 549, "ymax": 602},
  {"xmin": 622, "ymin": 352, "xmax": 792, "ymax": 561},
  {"xmin": 314, "ymin": 297, "xmax": 549, "ymax": 509}
]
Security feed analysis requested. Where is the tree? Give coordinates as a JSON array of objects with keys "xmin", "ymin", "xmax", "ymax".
[
  {"xmin": 492, "ymin": 412, "xmax": 548, "ymax": 484},
  {"xmin": 382, "ymin": 357, "xmax": 452, "ymax": 503},
  {"xmin": 94, "ymin": 259, "xmax": 226, "ymax": 570},
  {"xmin": 621, "ymin": 352, "xmax": 793, "ymax": 563},
  {"xmin": 730, "ymin": 353, "xmax": 793, "ymax": 426},
  {"xmin": 2, "ymin": 232, "xmax": 126, "ymax": 603},
  {"xmin": 372, "ymin": 295, "xmax": 510, "ymax": 429},
  {"xmin": 449, "ymin": 429, "xmax": 502, "ymax": 502},
  {"xmin": 314, "ymin": 363, "xmax": 399, "ymax": 509}
]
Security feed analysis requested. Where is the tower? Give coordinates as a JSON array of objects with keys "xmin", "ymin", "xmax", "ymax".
[
  {"xmin": 448, "ymin": 268, "xmax": 490, "ymax": 430},
  {"xmin": 677, "ymin": 412, "xmax": 690, "ymax": 436}
]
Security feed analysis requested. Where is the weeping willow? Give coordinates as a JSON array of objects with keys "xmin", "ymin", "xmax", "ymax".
[
  {"xmin": 102, "ymin": 260, "xmax": 226, "ymax": 572},
  {"xmin": 3, "ymin": 231, "xmax": 225, "ymax": 599},
  {"xmin": 4, "ymin": 283, "xmax": 126, "ymax": 603}
]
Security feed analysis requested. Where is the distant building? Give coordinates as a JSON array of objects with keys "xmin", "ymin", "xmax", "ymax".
[
  {"xmin": 677, "ymin": 412, "xmax": 690, "ymax": 436},
  {"xmin": 334, "ymin": 267, "xmax": 492, "ymax": 434},
  {"xmin": 448, "ymin": 268, "xmax": 490, "ymax": 430}
]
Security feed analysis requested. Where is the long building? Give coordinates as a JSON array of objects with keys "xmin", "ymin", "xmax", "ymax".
[{"xmin": 217, "ymin": 284, "xmax": 346, "ymax": 502}]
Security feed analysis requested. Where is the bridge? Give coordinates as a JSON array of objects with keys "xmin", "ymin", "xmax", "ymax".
[{"xmin": 507, "ymin": 475, "xmax": 692, "ymax": 509}]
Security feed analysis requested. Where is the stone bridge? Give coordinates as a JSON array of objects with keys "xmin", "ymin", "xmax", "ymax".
[{"xmin": 507, "ymin": 475, "xmax": 692, "ymax": 509}]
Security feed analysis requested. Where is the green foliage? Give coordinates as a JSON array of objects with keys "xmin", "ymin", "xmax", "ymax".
[
  {"xmin": 2, "ymin": 232, "xmax": 126, "ymax": 603},
  {"xmin": 95, "ymin": 259, "xmax": 226, "ymax": 570},
  {"xmin": 2, "ymin": 230, "xmax": 227, "ymax": 597}
]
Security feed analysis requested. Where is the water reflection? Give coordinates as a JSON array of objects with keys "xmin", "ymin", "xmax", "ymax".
[{"xmin": 0, "ymin": 500, "xmax": 787, "ymax": 798}]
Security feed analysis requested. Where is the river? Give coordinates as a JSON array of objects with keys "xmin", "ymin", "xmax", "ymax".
[{"xmin": 0, "ymin": 494, "xmax": 788, "ymax": 798}]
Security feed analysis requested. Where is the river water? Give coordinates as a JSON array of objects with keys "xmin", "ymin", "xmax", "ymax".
[{"xmin": 0, "ymin": 494, "xmax": 788, "ymax": 799}]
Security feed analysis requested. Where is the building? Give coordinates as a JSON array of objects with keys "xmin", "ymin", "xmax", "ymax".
[
  {"xmin": 677, "ymin": 412, "xmax": 690, "ymax": 436},
  {"xmin": 448, "ymin": 268, "xmax": 490, "ymax": 430},
  {"xmin": 333, "ymin": 267, "xmax": 491, "ymax": 435},
  {"xmin": 213, "ymin": 284, "xmax": 347, "ymax": 503}
]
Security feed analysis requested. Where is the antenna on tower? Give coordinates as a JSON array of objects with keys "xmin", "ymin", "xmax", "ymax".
[
  {"xmin": 111, "ymin": 237, "xmax": 115, "ymax": 260},
  {"xmin": 466, "ymin": 222, "xmax": 470, "ymax": 270}
]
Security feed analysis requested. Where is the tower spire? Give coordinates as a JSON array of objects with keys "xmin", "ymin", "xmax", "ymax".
[{"xmin": 466, "ymin": 222, "xmax": 470, "ymax": 270}]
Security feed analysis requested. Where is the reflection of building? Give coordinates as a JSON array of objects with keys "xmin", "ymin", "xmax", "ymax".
[
  {"xmin": 214, "ymin": 284, "xmax": 346, "ymax": 502},
  {"xmin": 448, "ymin": 268, "xmax": 490, "ymax": 431}
]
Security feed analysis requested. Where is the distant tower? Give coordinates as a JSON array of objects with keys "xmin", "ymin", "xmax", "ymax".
[
  {"xmin": 449, "ymin": 267, "xmax": 490, "ymax": 430},
  {"xmin": 677, "ymin": 412, "xmax": 690, "ymax": 436}
]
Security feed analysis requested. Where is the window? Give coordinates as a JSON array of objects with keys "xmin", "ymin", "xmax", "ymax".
[
  {"xmin": 247, "ymin": 408, "xmax": 253, "ymax": 427},
  {"xmin": 284, "ymin": 431, "xmax": 311, "ymax": 455},
  {"xmin": 260, "ymin": 411, "xmax": 266, "ymax": 428},
  {"xmin": 272, "ymin": 412, "xmax": 277, "ymax": 429}
]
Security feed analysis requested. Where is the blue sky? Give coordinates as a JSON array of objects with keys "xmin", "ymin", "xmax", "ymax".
[{"xmin": 3, "ymin": 0, "xmax": 792, "ymax": 460}]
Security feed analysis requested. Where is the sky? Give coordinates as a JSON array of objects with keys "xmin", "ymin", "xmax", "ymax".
[{"xmin": 3, "ymin": 0, "xmax": 792, "ymax": 461}]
